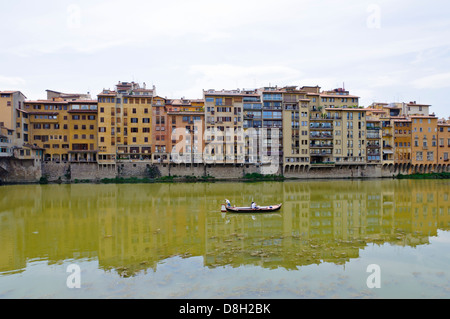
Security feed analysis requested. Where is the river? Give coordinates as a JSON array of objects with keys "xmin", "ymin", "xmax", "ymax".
[{"xmin": 0, "ymin": 179, "xmax": 449, "ymax": 298}]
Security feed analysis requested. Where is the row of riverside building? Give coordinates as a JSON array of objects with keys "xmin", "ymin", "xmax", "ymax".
[{"xmin": 1, "ymin": 81, "xmax": 450, "ymax": 175}]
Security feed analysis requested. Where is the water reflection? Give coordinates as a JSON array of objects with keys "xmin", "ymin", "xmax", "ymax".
[{"xmin": 0, "ymin": 180, "xmax": 449, "ymax": 277}]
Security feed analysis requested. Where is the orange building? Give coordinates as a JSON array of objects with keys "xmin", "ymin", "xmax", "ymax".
[
  {"xmin": 151, "ymin": 96, "xmax": 168, "ymax": 162},
  {"xmin": 167, "ymin": 111, "xmax": 205, "ymax": 164},
  {"xmin": 151, "ymin": 97, "xmax": 204, "ymax": 163}
]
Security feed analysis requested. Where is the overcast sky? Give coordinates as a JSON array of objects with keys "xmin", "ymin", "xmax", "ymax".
[{"xmin": 1, "ymin": 0, "xmax": 450, "ymax": 117}]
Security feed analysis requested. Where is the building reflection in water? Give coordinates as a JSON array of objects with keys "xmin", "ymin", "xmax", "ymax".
[{"xmin": 0, "ymin": 180, "xmax": 449, "ymax": 276}]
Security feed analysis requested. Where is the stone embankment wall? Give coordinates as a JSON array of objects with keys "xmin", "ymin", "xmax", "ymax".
[
  {"xmin": 42, "ymin": 162, "xmax": 115, "ymax": 182},
  {"xmin": 284, "ymin": 164, "xmax": 394, "ymax": 179},
  {"xmin": 40, "ymin": 162, "xmax": 271, "ymax": 182},
  {"xmin": 0, "ymin": 158, "xmax": 42, "ymax": 183},
  {"xmin": 2, "ymin": 159, "xmax": 429, "ymax": 184}
]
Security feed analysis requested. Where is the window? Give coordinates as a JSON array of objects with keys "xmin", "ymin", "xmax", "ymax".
[{"xmin": 416, "ymin": 151, "xmax": 423, "ymax": 161}]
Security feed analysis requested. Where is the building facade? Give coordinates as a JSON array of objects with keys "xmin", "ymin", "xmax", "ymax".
[{"xmin": 97, "ymin": 82, "xmax": 155, "ymax": 166}]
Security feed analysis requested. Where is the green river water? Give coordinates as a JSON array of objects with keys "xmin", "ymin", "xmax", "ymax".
[{"xmin": 0, "ymin": 179, "xmax": 449, "ymax": 298}]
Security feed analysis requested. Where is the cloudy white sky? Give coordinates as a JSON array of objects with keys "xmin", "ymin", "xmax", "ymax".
[{"xmin": 1, "ymin": 0, "xmax": 450, "ymax": 117}]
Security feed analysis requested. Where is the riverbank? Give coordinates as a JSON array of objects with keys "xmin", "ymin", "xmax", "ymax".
[
  {"xmin": 396, "ymin": 172, "xmax": 450, "ymax": 179},
  {"xmin": 37, "ymin": 173, "xmax": 285, "ymax": 185}
]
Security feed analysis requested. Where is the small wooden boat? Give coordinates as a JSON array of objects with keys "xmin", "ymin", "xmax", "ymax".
[{"xmin": 224, "ymin": 203, "xmax": 282, "ymax": 213}]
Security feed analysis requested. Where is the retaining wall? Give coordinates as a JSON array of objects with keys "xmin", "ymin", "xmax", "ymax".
[{"xmin": 0, "ymin": 158, "xmax": 42, "ymax": 183}]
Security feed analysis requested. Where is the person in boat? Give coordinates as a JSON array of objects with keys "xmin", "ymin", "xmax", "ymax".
[
  {"xmin": 226, "ymin": 199, "xmax": 231, "ymax": 207},
  {"xmin": 251, "ymin": 202, "xmax": 258, "ymax": 210}
]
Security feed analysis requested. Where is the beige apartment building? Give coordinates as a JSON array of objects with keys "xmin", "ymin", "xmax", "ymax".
[
  {"xmin": 203, "ymin": 89, "xmax": 244, "ymax": 164},
  {"xmin": 282, "ymin": 87, "xmax": 310, "ymax": 167},
  {"xmin": 279, "ymin": 86, "xmax": 368, "ymax": 172}
]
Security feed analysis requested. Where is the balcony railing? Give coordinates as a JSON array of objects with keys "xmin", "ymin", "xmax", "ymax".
[{"xmin": 310, "ymin": 132, "xmax": 333, "ymax": 139}]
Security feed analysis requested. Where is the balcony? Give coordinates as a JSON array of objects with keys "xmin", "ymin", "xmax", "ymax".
[
  {"xmin": 310, "ymin": 123, "xmax": 333, "ymax": 130},
  {"xmin": 310, "ymin": 143, "xmax": 333, "ymax": 148},
  {"xmin": 310, "ymin": 149, "xmax": 332, "ymax": 155},
  {"xmin": 310, "ymin": 132, "xmax": 333, "ymax": 139},
  {"xmin": 310, "ymin": 162, "xmax": 335, "ymax": 167}
]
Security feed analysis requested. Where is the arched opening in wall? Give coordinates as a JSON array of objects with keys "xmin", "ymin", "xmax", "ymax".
[
  {"xmin": 388, "ymin": 163, "xmax": 394, "ymax": 173},
  {"xmin": 394, "ymin": 163, "xmax": 398, "ymax": 173}
]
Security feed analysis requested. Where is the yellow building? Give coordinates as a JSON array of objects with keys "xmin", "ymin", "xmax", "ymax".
[
  {"xmin": 23, "ymin": 98, "xmax": 98, "ymax": 162},
  {"xmin": 97, "ymin": 81, "xmax": 154, "ymax": 166},
  {"xmin": 0, "ymin": 91, "xmax": 27, "ymax": 151}
]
